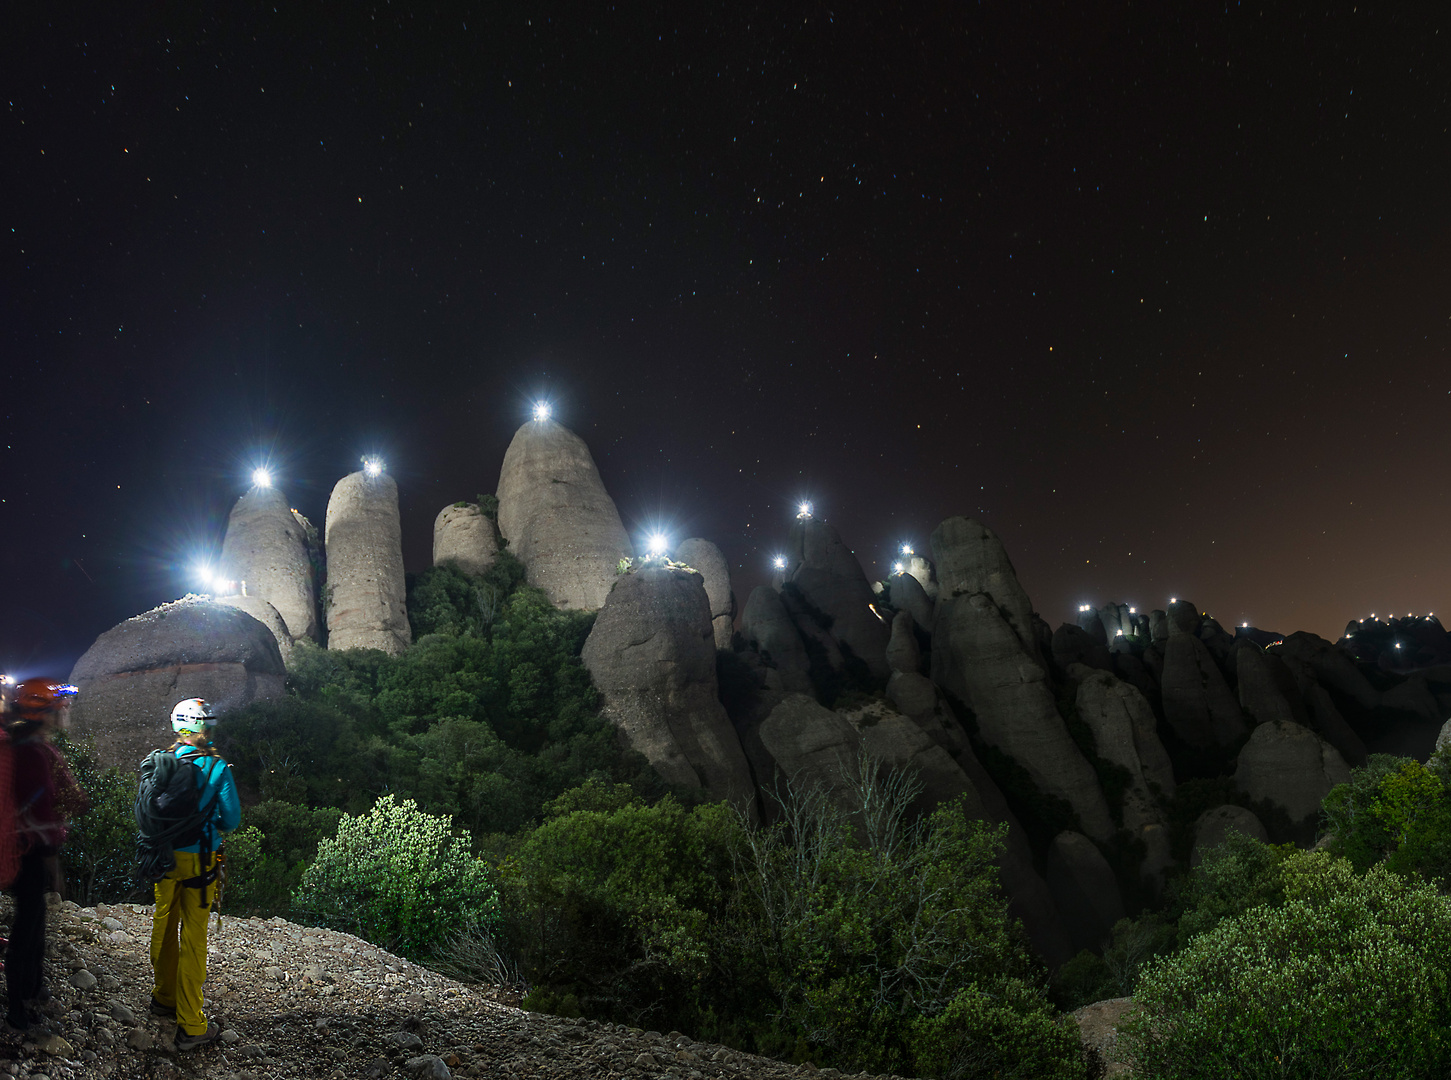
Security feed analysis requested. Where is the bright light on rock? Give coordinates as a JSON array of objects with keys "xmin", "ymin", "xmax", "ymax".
[
  {"xmin": 533, "ymin": 401, "xmax": 551, "ymax": 422},
  {"xmin": 252, "ymin": 468, "xmax": 272, "ymax": 488},
  {"xmin": 363, "ymin": 456, "xmax": 384, "ymax": 478}
]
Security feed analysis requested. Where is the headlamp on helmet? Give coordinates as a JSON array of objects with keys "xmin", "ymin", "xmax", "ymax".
[
  {"xmin": 171, "ymin": 698, "xmax": 217, "ymax": 734},
  {"xmin": 14, "ymin": 679, "xmax": 77, "ymax": 718}
]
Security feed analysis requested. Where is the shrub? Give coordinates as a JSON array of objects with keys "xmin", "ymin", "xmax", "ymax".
[
  {"xmin": 909, "ymin": 978, "xmax": 1085, "ymax": 1080},
  {"xmin": 293, "ymin": 795, "xmax": 499, "ymax": 958},
  {"xmin": 1323, "ymin": 751, "xmax": 1451, "ymax": 887},
  {"xmin": 58, "ymin": 734, "xmax": 141, "ymax": 905},
  {"xmin": 1123, "ymin": 852, "xmax": 1451, "ymax": 1079},
  {"xmin": 222, "ymin": 801, "xmax": 343, "ymax": 917}
]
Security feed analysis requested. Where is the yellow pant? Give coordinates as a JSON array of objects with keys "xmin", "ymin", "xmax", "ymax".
[{"xmin": 150, "ymin": 850, "xmax": 216, "ymax": 1036}]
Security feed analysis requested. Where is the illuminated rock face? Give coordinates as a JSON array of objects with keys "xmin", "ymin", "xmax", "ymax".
[
  {"xmin": 673, "ymin": 538, "xmax": 734, "ymax": 649},
  {"xmin": 581, "ymin": 566, "xmax": 756, "ymax": 815},
  {"xmin": 68, "ymin": 597, "xmax": 285, "ymax": 771},
  {"xmin": 496, "ymin": 418, "xmax": 632, "ymax": 611},
  {"xmin": 217, "ymin": 595, "xmax": 294, "ymax": 666},
  {"xmin": 1234, "ymin": 719, "xmax": 1350, "ymax": 824},
  {"xmin": 324, "ymin": 470, "xmax": 412, "ymax": 655},
  {"xmin": 433, "ymin": 503, "xmax": 497, "ymax": 577},
  {"xmin": 217, "ymin": 486, "xmax": 319, "ymax": 644}
]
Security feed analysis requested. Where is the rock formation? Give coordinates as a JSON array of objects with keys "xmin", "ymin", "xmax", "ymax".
[
  {"xmin": 432, "ymin": 503, "xmax": 498, "ymax": 576},
  {"xmin": 495, "ymin": 417, "xmax": 633, "ymax": 610},
  {"xmin": 581, "ymin": 566, "xmax": 756, "ymax": 813},
  {"xmin": 216, "ymin": 595, "xmax": 295, "ymax": 666},
  {"xmin": 751, "ymin": 694, "xmax": 862, "ymax": 811},
  {"xmin": 1233, "ymin": 720, "xmax": 1351, "ymax": 825},
  {"xmin": 1047, "ymin": 831, "xmax": 1125, "ymax": 955},
  {"xmin": 68, "ymin": 597, "xmax": 286, "ymax": 770},
  {"xmin": 325, "ymin": 470, "xmax": 412, "ymax": 655},
  {"xmin": 1234, "ymin": 640, "xmax": 1307, "ymax": 727},
  {"xmin": 1159, "ymin": 633, "xmax": 1248, "ymax": 750},
  {"xmin": 1070, "ymin": 668, "xmax": 1175, "ymax": 885},
  {"xmin": 885, "ymin": 611, "xmax": 921, "ymax": 674},
  {"xmin": 217, "ymin": 485, "xmax": 319, "ymax": 643},
  {"xmin": 781, "ymin": 518, "xmax": 890, "ymax": 678},
  {"xmin": 738, "ymin": 586, "xmax": 814, "ymax": 695},
  {"xmin": 931, "ymin": 517, "xmax": 1041, "ymax": 661},
  {"xmin": 889, "ymin": 570, "xmax": 935, "ymax": 633},
  {"xmin": 1191, "ymin": 805, "xmax": 1268, "ymax": 866},
  {"xmin": 673, "ymin": 538, "xmax": 735, "ymax": 650}
]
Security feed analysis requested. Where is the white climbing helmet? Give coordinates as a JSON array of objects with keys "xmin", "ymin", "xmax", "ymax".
[{"xmin": 170, "ymin": 697, "xmax": 217, "ymax": 734}]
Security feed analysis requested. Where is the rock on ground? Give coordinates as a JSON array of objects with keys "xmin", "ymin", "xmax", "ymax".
[
  {"xmin": 495, "ymin": 417, "xmax": 633, "ymax": 611},
  {"xmin": 325, "ymin": 470, "xmax": 412, "ymax": 655},
  {"xmin": 673, "ymin": 538, "xmax": 735, "ymax": 650},
  {"xmin": 3, "ymin": 898, "xmax": 893, "ymax": 1080},
  {"xmin": 217, "ymin": 485, "xmax": 321, "ymax": 644},
  {"xmin": 581, "ymin": 567, "xmax": 756, "ymax": 813},
  {"xmin": 433, "ymin": 503, "xmax": 498, "ymax": 577},
  {"xmin": 68, "ymin": 598, "xmax": 285, "ymax": 771}
]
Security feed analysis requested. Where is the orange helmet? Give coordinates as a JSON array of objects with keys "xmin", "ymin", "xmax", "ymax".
[{"xmin": 13, "ymin": 678, "xmax": 78, "ymax": 718}]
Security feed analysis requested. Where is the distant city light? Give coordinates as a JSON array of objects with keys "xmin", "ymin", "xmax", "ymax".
[
  {"xmin": 772, "ymin": 556, "xmax": 786, "ymax": 570},
  {"xmin": 362, "ymin": 456, "xmax": 384, "ymax": 478},
  {"xmin": 796, "ymin": 501, "xmax": 813, "ymax": 519},
  {"xmin": 251, "ymin": 468, "xmax": 272, "ymax": 489},
  {"xmin": 645, "ymin": 533, "xmax": 668, "ymax": 558},
  {"xmin": 532, "ymin": 401, "xmax": 551, "ymax": 422}
]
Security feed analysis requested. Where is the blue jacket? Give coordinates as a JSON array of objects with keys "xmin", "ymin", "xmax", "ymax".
[{"xmin": 172, "ymin": 745, "xmax": 241, "ymax": 855}]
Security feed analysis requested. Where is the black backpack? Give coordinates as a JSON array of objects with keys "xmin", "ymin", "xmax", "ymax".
[{"xmin": 134, "ymin": 749, "xmax": 221, "ymax": 885}]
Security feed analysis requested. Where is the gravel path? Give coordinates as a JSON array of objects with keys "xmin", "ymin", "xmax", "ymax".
[{"xmin": 0, "ymin": 898, "xmax": 897, "ymax": 1080}]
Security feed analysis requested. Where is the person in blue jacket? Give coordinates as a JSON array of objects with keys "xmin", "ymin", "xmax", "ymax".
[{"xmin": 149, "ymin": 698, "xmax": 239, "ymax": 1052}]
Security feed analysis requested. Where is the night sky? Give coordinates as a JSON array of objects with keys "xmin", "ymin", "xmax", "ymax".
[{"xmin": 5, "ymin": 2, "xmax": 1450, "ymax": 678}]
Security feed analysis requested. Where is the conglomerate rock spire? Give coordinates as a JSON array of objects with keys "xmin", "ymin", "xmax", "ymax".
[{"xmin": 324, "ymin": 469, "xmax": 411, "ymax": 654}]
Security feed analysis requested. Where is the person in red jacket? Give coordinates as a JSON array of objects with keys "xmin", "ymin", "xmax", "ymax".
[{"xmin": 5, "ymin": 679, "xmax": 86, "ymax": 1032}]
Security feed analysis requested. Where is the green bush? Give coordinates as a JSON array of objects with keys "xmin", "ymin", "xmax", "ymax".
[
  {"xmin": 1170, "ymin": 829, "xmax": 1292, "ymax": 945},
  {"xmin": 1323, "ymin": 750, "xmax": 1451, "ymax": 887},
  {"xmin": 293, "ymin": 795, "xmax": 499, "ymax": 958},
  {"xmin": 1123, "ymin": 851, "xmax": 1451, "ymax": 1079},
  {"xmin": 222, "ymin": 801, "xmax": 343, "ymax": 917},
  {"xmin": 910, "ymin": 978, "xmax": 1084, "ymax": 1080},
  {"xmin": 58, "ymin": 733, "xmax": 141, "ymax": 905}
]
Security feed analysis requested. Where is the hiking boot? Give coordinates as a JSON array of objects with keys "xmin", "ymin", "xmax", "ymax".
[
  {"xmin": 149, "ymin": 997, "xmax": 175, "ymax": 1019},
  {"xmin": 175, "ymin": 1022, "xmax": 220, "ymax": 1051}
]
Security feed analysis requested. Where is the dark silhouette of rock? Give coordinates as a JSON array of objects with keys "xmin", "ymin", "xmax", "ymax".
[
  {"xmin": 1070, "ymin": 668, "xmax": 1175, "ymax": 888},
  {"xmin": 1052, "ymin": 624, "xmax": 1112, "ymax": 674},
  {"xmin": 1047, "ymin": 831, "xmax": 1125, "ymax": 955},
  {"xmin": 882, "ymin": 672, "xmax": 1074, "ymax": 967},
  {"xmin": 1190, "ymin": 805, "xmax": 1268, "ymax": 866},
  {"xmin": 1198, "ymin": 616, "xmax": 1235, "ymax": 665},
  {"xmin": 1304, "ymin": 685, "xmax": 1367, "ymax": 767},
  {"xmin": 885, "ymin": 611, "xmax": 921, "ymax": 674},
  {"xmin": 1166, "ymin": 599, "xmax": 1201, "ymax": 637},
  {"xmin": 432, "ymin": 503, "xmax": 497, "ymax": 577},
  {"xmin": 217, "ymin": 485, "xmax": 319, "ymax": 643},
  {"xmin": 901, "ymin": 554, "xmax": 938, "ymax": 598},
  {"xmin": 838, "ymin": 699, "xmax": 977, "ymax": 820},
  {"xmin": 1148, "ymin": 609, "xmax": 1169, "ymax": 644},
  {"xmin": 1276, "ymin": 631, "xmax": 1380, "ymax": 711},
  {"xmin": 752, "ymin": 693, "xmax": 861, "ymax": 810},
  {"xmin": 738, "ymin": 586, "xmax": 813, "ymax": 695},
  {"xmin": 581, "ymin": 566, "xmax": 755, "ymax": 813},
  {"xmin": 1234, "ymin": 640, "xmax": 1308, "ymax": 727},
  {"xmin": 932, "ymin": 591, "xmax": 1115, "ymax": 840},
  {"xmin": 931, "ymin": 517, "xmax": 1041, "ymax": 662},
  {"xmin": 889, "ymin": 570, "xmax": 935, "ymax": 633},
  {"xmin": 1234, "ymin": 720, "xmax": 1350, "ymax": 825},
  {"xmin": 1160, "ymin": 633, "xmax": 1248, "ymax": 750},
  {"xmin": 781, "ymin": 518, "xmax": 890, "ymax": 678},
  {"xmin": 673, "ymin": 538, "xmax": 735, "ymax": 650},
  {"xmin": 325, "ymin": 470, "xmax": 412, "ymax": 655},
  {"xmin": 68, "ymin": 597, "xmax": 285, "ymax": 770},
  {"xmin": 1098, "ymin": 603, "xmax": 1134, "ymax": 641},
  {"xmin": 495, "ymin": 417, "xmax": 633, "ymax": 610},
  {"xmin": 1380, "ymin": 675, "xmax": 1444, "ymax": 726}
]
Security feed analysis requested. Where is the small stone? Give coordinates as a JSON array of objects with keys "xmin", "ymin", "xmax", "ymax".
[
  {"xmin": 38, "ymin": 1034, "xmax": 72, "ymax": 1057},
  {"xmin": 634, "ymin": 1053, "xmax": 657, "ymax": 1067},
  {"xmin": 100, "ymin": 918, "xmax": 123, "ymax": 931},
  {"xmin": 108, "ymin": 1001, "xmax": 136, "ymax": 1025},
  {"xmin": 68, "ymin": 970, "xmax": 97, "ymax": 991},
  {"xmin": 99, "ymin": 975, "xmax": 121, "ymax": 991},
  {"xmin": 106, "ymin": 930, "xmax": 132, "ymax": 945},
  {"xmin": 404, "ymin": 1056, "xmax": 453, "ymax": 1080},
  {"xmin": 443, "ymin": 1054, "xmax": 460, "ymax": 1067},
  {"xmin": 263, "ymin": 966, "xmax": 284, "ymax": 981},
  {"xmin": 126, "ymin": 1026, "xmax": 153, "ymax": 1051},
  {"xmin": 386, "ymin": 1032, "xmax": 425, "ymax": 1051},
  {"xmin": 239, "ymin": 1044, "xmax": 265, "ymax": 1058},
  {"xmin": 366, "ymin": 1058, "xmax": 390, "ymax": 1079},
  {"xmin": 221, "ymin": 1029, "xmax": 240, "ymax": 1045}
]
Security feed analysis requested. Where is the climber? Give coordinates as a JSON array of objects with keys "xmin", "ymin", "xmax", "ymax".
[{"xmin": 145, "ymin": 698, "xmax": 239, "ymax": 1051}]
